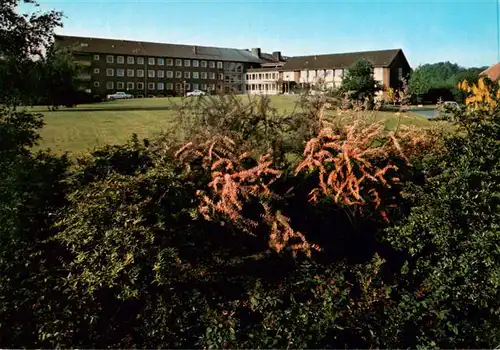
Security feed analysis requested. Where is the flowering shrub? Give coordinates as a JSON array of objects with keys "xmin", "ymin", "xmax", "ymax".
[{"xmin": 0, "ymin": 86, "xmax": 498, "ymax": 348}]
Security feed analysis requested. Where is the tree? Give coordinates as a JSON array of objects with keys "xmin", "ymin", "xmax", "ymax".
[
  {"xmin": 408, "ymin": 67, "xmax": 430, "ymax": 103},
  {"xmin": 40, "ymin": 46, "xmax": 79, "ymax": 109},
  {"xmin": 0, "ymin": 0, "xmax": 62, "ymax": 106},
  {"xmin": 340, "ymin": 58, "xmax": 380, "ymax": 106}
]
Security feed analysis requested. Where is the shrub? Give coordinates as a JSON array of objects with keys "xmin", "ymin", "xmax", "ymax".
[
  {"xmin": 1, "ymin": 83, "xmax": 499, "ymax": 349},
  {"xmin": 383, "ymin": 78, "xmax": 500, "ymax": 347}
]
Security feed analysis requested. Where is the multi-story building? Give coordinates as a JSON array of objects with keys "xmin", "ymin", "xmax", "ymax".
[
  {"xmin": 245, "ymin": 50, "xmax": 288, "ymax": 95},
  {"xmin": 55, "ymin": 35, "xmax": 281, "ymax": 97},
  {"xmin": 246, "ymin": 49, "xmax": 411, "ymax": 94},
  {"xmin": 56, "ymin": 35, "xmax": 411, "ymax": 97}
]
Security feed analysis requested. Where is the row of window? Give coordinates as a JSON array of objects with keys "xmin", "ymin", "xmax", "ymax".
[
  {"xmin": 99, "ymin": 68, "xmax": 225, "ymax": 80},
  {"xmin": 246, "ymin": 72, "xmax": 279, "ymax": 80},
  {"xmin": 100, "ymin": 81, "xmax": 217, "ymax": 91},
  {"xmin": 245, "ymin": 70, "xmax": 345, "ymax": 81},
  {"xmin": 95, "ymin": 54, "xmax": 224, "ymax": 69},
  {"xmin": 247, "ymin": 83, "xmax": 280, "ymax": 91}
]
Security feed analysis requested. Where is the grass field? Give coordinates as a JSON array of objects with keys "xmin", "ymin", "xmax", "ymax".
[{"xmin": 27, "ymin": 95, "xmax": 439, "ymax": 154}]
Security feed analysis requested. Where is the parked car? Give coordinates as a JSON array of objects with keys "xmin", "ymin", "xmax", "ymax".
[
  {"xmin": 186, "ymin": 89, "xmax": 206, "ymax": 97},
  {"xmin": 107, "ymin": 91, "xmax": 133, "ymax": 100},
  {"xmin": 443, "ymin": 101, "xmax": 460, "ymax": 110}
]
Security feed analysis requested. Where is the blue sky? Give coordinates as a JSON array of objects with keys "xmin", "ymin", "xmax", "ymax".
[{"xmin": 24, "ymin": 0, "xmax": 499, "ymax": 68}]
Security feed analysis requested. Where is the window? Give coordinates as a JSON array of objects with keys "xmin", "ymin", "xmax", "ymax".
[
  {"xmin": 127, "ymin": 69, "xmax": 134, "ymax": 77},
  {"xmin": 106, "ymin": 55, "xmax": 114, "ymax": 63},
  {"xmin": 209, "ymin": 72, "xmax": 216, "ymax": 79},
  {"xmin": 209, "ymin": 61, "xmax": 215, "ymax": 68},
  {"xmin": 127, "ymin": 56, "xmax": 134, "ymax": 64},
  {"xmin": 106, "ymin": 68, "xmax": 114, "ymax": 76},
  {"xmin": 117, "ymin": 56, "xmax": 124, "ymax": 64},
  {"xmin": 137, "ymin": 57, "xmax": 145, "ymax": 65},
  {"xmin": 167, "ymin": 59, "xmax": 173, "ymax": 66},
  {"xmin": 117, "ymin": 81, "xmax": 124, "ymax": 89},
  {"xmin": 219, "ymin": 73, "xmax": 224, "ymax": 80},
  {"xmin": 148, "ymin": 70, "xmax": 155, "ymax": 78},
  {"xmin": 137, "ymin": 69, "xmax": 144, "ymax": 77},
  {"xmin": 201, "ymin": 60, "xmax": 207, "ymax": 68},
  {"xmin": 201, "ymin": 72, "xmax": 207, "ymax": 79},
  {"xmin": 210, "ymin": 84, "xmax": 215, "ymax": 90},
  {"xmin": 167, "ymin": 71, "xmax": 173, "ymax": 78},
  {"xmin": 157, "ymin": 70, "xmax": 164, "ymax": 78},
  {"xmin": 398, "ymin": 68, "xmax": 403, "ymax": 80},
  {"xmin": 184, "ymin": 71, "xmax": 190, "ymax": 79},
  {"xmin": 157, "ymin": 82, "xmax": 164, "ymax": 90},
  {"xmin": 148, "ymin": 57, "xmax": 155, "ymax": 65},
  {"xmin": 148, "ymin": 82, "xmax": 155, "ymax": 90},
  {"xmin": 193, "ymin": 72, "xmax": 199, "ymax": 79},
  {"xmin": 94, "ymin": 54, "xmax": 100, "ymax": 61},
  {"xmin": 166, "ymin": 83, "xmax": 173, "ymax": 90},
  {"xmin": 94, "ymin": 81, "xmax": 100, "ymax": 87},
  {"xmin": 217, "ymin": 61, "xmax": 223, "ymax": 69},
  {"xmin": 175, "ymin": 83, "xmax": 182, "ymax": 90},
  {"xmin": 193, "ymin": 83, "xmax": 199, "ymax": 90},
  {"xmin": 175, "ymin": 71, "xmax": 182, "ymax": 78},
  {"xmin": 127, "ymin": 82, "xmax": 134, "ymax": 90},
  {"xmin": 117, "ymin": 69, "xmax": 125, "ymax": 77},
  {"xmin": 158, "ymin": 58, "xmax": 165, "ymax": 65},
  {"xmin": 246, "ymin": 74, "xmax": 250, "ymax": 80},
  {"xmin": 184, "ymin": 59, "xmax": 191, "ymax": 67},
  {"xmin": 106, "ymin": 81, "xmax": 114, "ymax": 89},
  {"xmin": 259, "ymin": 74, "xmax": 262, "ymax": 79},
  {"xmin": 193, "ymin": 60, "xmax": 199, "ymax": 67},
  {"xmin": 201, "ymin": 83, "xmax": 207, "ymax": 90},
  {"xmin": 94, "ymin": 68, "xmax": 100, "ymax": 74},
  {"xmin": 185, "ymin": 83, "xmax": 190, "ymax": 90},
  {"xmin": 137, "ymin": 82, "xmax": 144, "ymax": 90},
  {"xmin": 252, "ymin": 74, "xmax": 256, "ymax": 79},
  {"xmin": 175, "ymin": 59, "xmax": 182, "ymax": 66}
]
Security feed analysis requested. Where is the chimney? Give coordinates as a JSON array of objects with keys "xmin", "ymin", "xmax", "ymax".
[
  {"xmin": 251, "ymin": 47, "xmax": 261, "ymax": 58},
  {"xmin": 272, "ymin": 51, "xmax": 282, "ymax": 61},
  {"xmin": 193, "ymin": 46, "xmax": 197, "ymax": 54}
]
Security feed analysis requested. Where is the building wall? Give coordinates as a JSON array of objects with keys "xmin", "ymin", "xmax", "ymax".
[
  {"xmin": 283, "ymin": 71, "xmax": 295, "ymax": 81},
  {"xmin": 282, "ymin": 66, "xmax": 398, "ymax": 90},
  {"xmin": 383, "ymin": 68, "xmax": 390, "ymax": 90},
  {"xmin": 245, "ymin": 70, "xmax": 281, "ymax": 95},
  {"xmin": 388, "ymin": 50, "xmax": 411, "ymax": 89},
  {"xmin": 374, "ymin": 67, "xmax": 384, "ymax": 85},
  {"xmin": 73, "ymin": 51, "xmax": 248, "ymax": 97}
]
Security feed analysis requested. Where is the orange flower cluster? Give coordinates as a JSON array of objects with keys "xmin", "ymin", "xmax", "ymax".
[
  {"xmin": 296, "ymin": 122, "xmax": 401, "ymax": 209},
  {"xmin": 176, "ymin": 136, "xmax": 319, "ymax": 256},
  {"xmin": 262, "ymin": 207, "xmax": 320, "ymax": 257}
]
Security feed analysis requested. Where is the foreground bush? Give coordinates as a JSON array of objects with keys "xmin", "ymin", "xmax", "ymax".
[{"xmin": 0, "ymin": 88, "xmax": 498, "ymax": 347}]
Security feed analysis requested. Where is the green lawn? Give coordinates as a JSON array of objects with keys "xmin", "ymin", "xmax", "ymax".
[{"xmin": 27, "ymin": 96, "xmax": 439, "ymax": 154}]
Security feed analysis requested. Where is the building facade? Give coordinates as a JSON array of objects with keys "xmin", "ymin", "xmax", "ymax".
[
  {"xmin": 55, "ymin": 35, "xmax": 280, "ymax": 97},
  {"xmin": 57, "ymin": 35, "xmax": 411, "ymax": 98},
  {"xmin": 246, "ymin": 49, "xmax": 411, "ymax": 95}
]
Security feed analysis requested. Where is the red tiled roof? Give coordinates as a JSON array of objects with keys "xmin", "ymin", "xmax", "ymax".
[{"xmin": 481, "ymin": 63, "xmax": 500, "ymax": 81}]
